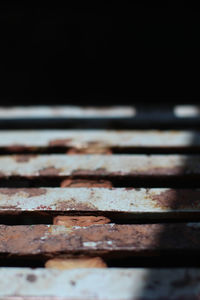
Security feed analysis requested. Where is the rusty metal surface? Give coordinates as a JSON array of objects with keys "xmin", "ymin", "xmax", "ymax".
[
  {"xmin": 0, "ymin": 154, "xmax": 199, "ymax": 177},
  {"xmin": 0, "ymin": 130, "xmax": 199, "ymax": 150},
  {"xmin": 0, "ymin": 223, "xmax": 200, "ymax": 256},
  {"xmin": 0, "ymin": 188, "xmax": 200, "ymax": 216},
  {"xmin": 0, "ymin": 106, "xmax": 135, "ymax": 119},
  {"xmin": 1, "ymin": 268, "xmax": 200, "ymax": 299}
]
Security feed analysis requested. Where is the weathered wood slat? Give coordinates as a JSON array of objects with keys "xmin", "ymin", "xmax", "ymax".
[
  {"xmin": 0, "ymin": 188, "xmax": 199, "ymax": 217},
  {"xmin": 0, "ymin": 154, "xmax": 199, "ymax": 178},
  {"xmin": 0, "ymin": 223, "xmax": 200, "ymax": 256},
  {"xmin": 0, "ymin": 130, "xmax": 199, "ymax": 151},
  {"xmin": 1, "ymin": 268, "xmax": 200, "ymax": 299}
]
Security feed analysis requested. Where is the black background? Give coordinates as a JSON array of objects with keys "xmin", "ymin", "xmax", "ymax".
[{"xmin": 0, "ymin": 2, "xmax": 199, "ymax": 106}]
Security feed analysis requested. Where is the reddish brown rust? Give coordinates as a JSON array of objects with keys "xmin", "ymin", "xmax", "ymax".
[
  {"xmin": 67, "ymin": 147, "xmax": 112, "ymax": 155},
  {"xmin": 39, "ymin": 167, "xmax": 61, "ymax": 176},
  {"xmin": 0, "ymin": 205, "xmax": 21, "ymax": 210},
  {"xmin": 15, "ymin": 155, "xmax": 37, "ymax": 163},
  {"xmin": 5, "ymin": 144, "xmax": 34, "ymax": 152},
  {"xmin": 50, "ymin": 139, "xmax": 112, "ymax": 154},
  {"xmin": 53, "ymin": 216, "xmax": 110, "ymax": 226},
  {"xmin": 55, "ymin": 198, "xmax": 97, "ymax": 211},
  {"xmin": 137, "ymin": 166, "xmax": 185, "ymax": 176},
  {"xmin": 72, "ymin": 168, "xmax": 108, "ymax": 176},
  {"xmin": 0, "ymin": 188, "xmax": 47, "ymax": 198},
  {"xmin": 151, "ymin": 189, "xmax": 200, "ymax": 209},
  {"xmin": 0, "ymin": 224, "xmax": 200, "ymax": 256},
  {"xmin": 0, "ymin": 171, "xmax": 5, "ymax": 178},
  {"xmin": 49, "ymin": 139, "xmax": 73, "ymax": 146},
  {"xmin": 45, "ymin": 256, "xmax": 107, "ymax": 269},
  {"xmin": 60, "ymin": 178, "xmax": 113, "ymax": 188}
]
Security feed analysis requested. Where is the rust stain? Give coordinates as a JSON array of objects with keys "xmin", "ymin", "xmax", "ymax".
[
  {"xmin": 25, "ymin": 188, "xmax": 47, "ymax": 198},
  {"xmin": 36, "ymin": 205, "xmax": 52, "ymax": 210},
  {"xmin": 15, "ymin": 155, "xmax": 37, "ymax": 163},
  {"xmin": 0, "ymin": 205, "xmax": 20, "ymax": 210},
  {"xmin": 0, "ymin": 189, "xmax": 20, "ymax": 196},
  {"xmin": 151, "ymin": 189, "xmax": 200, "ymax": 209},
  {"xmin": 0, "ymin": 224, "xmax": 200, "ymax": 255},
  {"xmin": 72, "ymin": 168, "xmax": 108, "ymax": 176},
  {"xmin": 60, "ymin": 179, "xmax": 112, "ymax": 188},
  {"xmin": 53, "ymin": 216, "xmax": 110, "ymax": 226},
  {"xmin": 67, "ymin": 143, "xmax": 112, "ymax": 154},
  {"xmin": 55, "ymin": 198, "xmax": 97, "ymax": 211},
  {"xmin": 49, "ymin": 138, "xmax": 73, "ymax": 146},
  {"xmin": 128, "ymin": 166, "xmax": 185, "ymax": 176},
  {"xmin": 0, "ymin": 171, "xmax": 5, "ymax": 178},
  {"xmin": 0, "ymin": 188, "xmax": 47, "ymax": 198},
  {"xmin": 39, "ymin": 167, "xmax": 61, "ymax": 176},
  {"xmin": 26, "ymin": 274, "xmax": 37, "ymax": 282},
  {"xmin": 5, "ymin": 145, "xmax": 34, "ymax": 152}
]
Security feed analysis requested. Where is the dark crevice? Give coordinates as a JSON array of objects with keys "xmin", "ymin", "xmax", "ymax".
[
  {"xmin": 1, "ymin": 212, "xmax": 200, "ymax": 225},
  {"xmin": 1, "ymin": 254, "xmax": 200, "ymax": 268},
  {"xmin": 1, "ymin": 175, "xmax": 200, "ymax": 188},
  {"xmin": 1, "ymin": 146, "xmax": 200, "ymax": 154},
  {"xmin": 1, "ymin": 118, "xmax": 200, "ymax": 130}
]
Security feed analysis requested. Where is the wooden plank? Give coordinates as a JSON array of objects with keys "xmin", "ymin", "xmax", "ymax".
[
  {"xmin": 0, "ymin": 223, "xmax": 200, "ymax": 256},
  {"xmin": 1, "ymin": 268, "xmax": 200, "ymax": 299},
  {"xmin": 0, "ymin": 154, "xmax": 199, "ymax": 178},
  {"xmin": 0, "ymin": 130, "xmax": 199, "ymax": 151},
  {"xmin": 0, "ymin": 188, "xmax": 199, "ymax": 218}
]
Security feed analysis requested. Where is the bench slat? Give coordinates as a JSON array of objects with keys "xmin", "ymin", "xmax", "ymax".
[
  {"xmin": 0, "ymin": 223, "xmax": 200, "ymax": 256},
  {"xmin": 0, "ymin": 188, "xmax": 199, "ymax": 217},
  {"xmin": 0, "ymin": 130, "xmax": 199, "ymax": 150},
  {"xmin": 0, "ymin": 268, "xmax": 200, "ymax": 299},
  {"xmin": 0, "ymin": 154, "xmax": 199, "ymax": 177}
]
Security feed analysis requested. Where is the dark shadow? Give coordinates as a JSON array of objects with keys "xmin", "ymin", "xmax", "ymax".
[{"xmin": 136, "ymin": 109, "xmax": 200, "ymax": 298}]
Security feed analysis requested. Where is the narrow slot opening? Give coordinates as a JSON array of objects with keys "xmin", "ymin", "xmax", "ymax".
[
  {"xmin": 1, "ymin": 212, "xmax": 200, "ymax": 225},
  {"xmin": 1, "ymin": 118, "xmax": 200, "ymax": 130},
  {"xmin": 0, "ymin": 175, "xmax": 200, "ymax": 188},
  {"xmin": 1, "ymin": 146, "xmax": 200, "ymax": 154},
  {"xmin": 1, "ymin": 253, "xmax": 200, "ymax": 268}
]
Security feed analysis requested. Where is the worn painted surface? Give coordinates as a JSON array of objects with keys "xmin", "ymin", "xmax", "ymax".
[
  {"xmin": 0, "ymin": 223, "xmax": 200, "ymax": 256},
  {"xmin": 0, "ymin": 106, "xmax": 135, "ymax": 119},
  {"xmin": 1, "ymin": 268, "xmax": 200, "ymax": 299},
  {"xmin": 0, "ymin": 130, "xmax": 199, "ymax": 150},
  {"xmin": 0, "ymin": 188, "xmax": 200, "ymax": 215},
  {"xmin": 0, "ymin": 104, "xmax": 200, "ymax": 119},
  {"xmin": 0, "ymin": 154, "xmax": 199, "ymax": 177}
]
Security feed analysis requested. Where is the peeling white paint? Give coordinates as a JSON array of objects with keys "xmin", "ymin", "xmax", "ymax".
[
  {"xmin": 0, "ymin": 188, "xmax": 199, "ymax": 214},
  {"xmin": 0, "ymin": 154, "xmax": 197, "ymax": 177},
  {"xmin": 0, "ymin": 268, "xmax": 200, "ymax": 299},
  {"xmin": 0, "ymin": 130, "xmax": 197, "ymax": 148}
]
